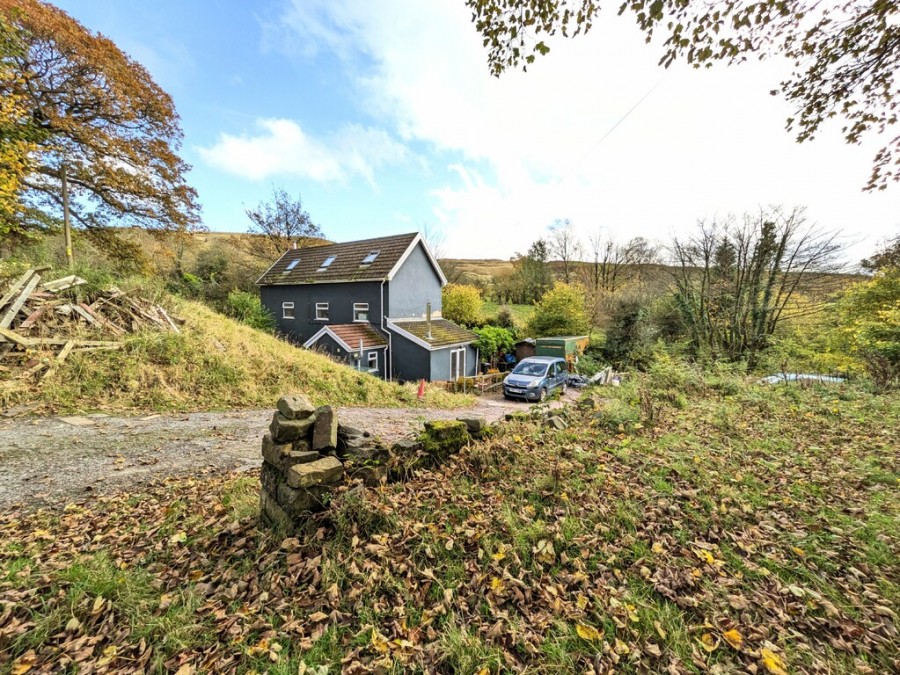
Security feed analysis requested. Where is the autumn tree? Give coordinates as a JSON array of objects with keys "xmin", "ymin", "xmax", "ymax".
[
  {"xmin": 466, "ymin": 0, "xmax": 900, "ymax": 191},
  {"xmin": 671, "ymin": 206, "xmax": 843, "ymax": 366},
  {"xmin": 0, "ymin": 14, "xmax": 41, "ymax": 242},
  {"xmin": 547, "ymin": 218, "xmax": 582, "ymax": 283},
  {"xmin": 837, "ymin": 267, "xmax": 900, "ymax": 390},
  {"xmin": 0, "ymin": 0, "xmax": 200, "ymax": 243},
  {"xmin": 243, "ymin": 187, "xmax": 324, "ymax": 262},
  {"xmin": 513, "ymin": 238, "xmax": 553, "ymax": 303},
  {"xmin": 527, "ymin": 281, "xmax": 590, "ymax": 337},
  {"xmin": 580, "ymin": 230, "xmax": 659, "ymax": 327},
  {"xmin": 861, "ymin": 233, "xmax": 900, "ymax": 273},
  {"xmin": 442, "ymin": 283, "xmax": 484, "ymax": 326}
]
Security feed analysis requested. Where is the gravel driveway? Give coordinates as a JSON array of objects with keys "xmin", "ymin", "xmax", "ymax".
[{"xmin": 0, "ymin": 391, "xmax": 577, "ymax": 510}]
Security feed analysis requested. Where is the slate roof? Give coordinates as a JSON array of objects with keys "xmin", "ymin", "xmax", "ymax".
[
  {"xmin": 256, "ymin": 232, "xmax": 422, "ymax": 285},
  {"xmin": 327, "ymin": 323, "xmax": 388, "ymax": 349},
  {"xmin": 390, "ymin": 318, "xmax": 477, "ymax": 348}
]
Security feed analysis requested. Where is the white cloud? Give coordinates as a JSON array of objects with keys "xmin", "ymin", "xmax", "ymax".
[
  {"xmin": 197, "ymin": 118, "xmax": 409, "ymax": 187},
  {"xmin": 270, "ymin": 0, "xmax": 899, "ymax": 258}
]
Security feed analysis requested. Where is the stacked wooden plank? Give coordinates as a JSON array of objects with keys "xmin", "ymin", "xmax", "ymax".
[{"xmin": 0, "ymin": 268, "xmax": 181, "ymax": 380}]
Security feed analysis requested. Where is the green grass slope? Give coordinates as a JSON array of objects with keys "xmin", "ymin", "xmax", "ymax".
[{"xmin": 1, "ymin": 298, "xmax": 472, "ymax": 413}]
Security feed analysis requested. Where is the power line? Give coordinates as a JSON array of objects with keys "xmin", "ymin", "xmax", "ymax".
[{"xmin": 556, "ymin": 75, "xmax": 666, "ymax": 186}]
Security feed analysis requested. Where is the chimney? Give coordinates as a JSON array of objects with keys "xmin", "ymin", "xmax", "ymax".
[
  {"xmin": 426, "ymin": 301, "xmax": 432, "ymax": 340},
  {"xmin": 292, "ymin": 241, "xmax": 297, "ymax": 250}
]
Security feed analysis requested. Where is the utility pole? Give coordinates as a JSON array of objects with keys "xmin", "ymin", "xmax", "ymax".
[{"xmin": 61, "ymin": 162, "xmax": 73, "ymax": 270}]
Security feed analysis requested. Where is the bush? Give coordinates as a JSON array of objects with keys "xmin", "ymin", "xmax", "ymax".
[
  {"xmin": 442, "ymin": 283, "xmax": 484, "ymax": 326},
  {"xmin": 494, "ymin": 307, "xmax": 517, "ymax": 331},
  {"xmin": 602, "ymin": 295, "xmax": 657, "ymax": 368},
  {"xmin": 222, "ymin": 289, "xmax": 275, "ymax": 332},
  {"xmin": 473, "ymin": 325, "xmax": 515, "ymax": 359},
  {"xmin": 527, "ymin": 282, "xmax": 589, "ymax": 337}
]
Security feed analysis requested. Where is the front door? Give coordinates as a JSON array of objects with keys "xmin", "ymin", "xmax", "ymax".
[{"xmin": 450, "ymin": 347, "xmax": 465, "ymax": 380}]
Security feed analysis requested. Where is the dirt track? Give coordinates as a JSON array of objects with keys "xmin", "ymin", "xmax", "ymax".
[{"xmin": 0, "ymin": 392, "xmax": 576, "ymax": 510}]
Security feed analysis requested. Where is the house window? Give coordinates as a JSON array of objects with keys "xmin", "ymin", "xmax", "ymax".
[
  {"xmin": 360, "ymin": 250, "xmax": 379, "ymax": 265},
  {"xmin": 353, "ymin": 302, "xmax": 369, "ymax": 322},
  {"xmin": 282, "ymin": 302, "xmax": 295, "ymax": 319},
  {"xmin": 367, "ymin": 351, "xmax": 378, "ymax": 371},
  {"xmin": 315, "ymin": 302, "xmax": 329, "ymax": 321},
  {"xmin": 317, "ymin": 255, "xmax": 336, "ymax": 271},
  {"xmin": 450, "ymin": 347, "xmax": 465, "ymax": 380}
]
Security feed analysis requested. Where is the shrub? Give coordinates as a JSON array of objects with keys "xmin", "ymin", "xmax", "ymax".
[
  {"xmin": 494, "ymin": 306, "xmax": 517, "ymax": 330},
  {"xmin": 223, "ymin": 289, "xmax": 275, "ymax": 332},
  {"xmin": 837, "ymin": 269, "xmax": 900, "ymax": 390},
  {"xmin": 602, "ymin": 295, "xmax": 657, "ymax": 368},
  {"xmin": 527, "ymin": 282, "xmax": 589, "ymax": 337},
  {"xmin": 473, "ymin": 325, "xmax": 515, "ymax": 359},
  {"xmin": 442, "ymin": 283, "xmax": 484, "ymax": 326}
]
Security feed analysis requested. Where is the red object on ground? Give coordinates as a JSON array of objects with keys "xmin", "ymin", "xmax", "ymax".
[{"xmin": 417, "ymin": 379, "xmax": 425, "ymax": 399}]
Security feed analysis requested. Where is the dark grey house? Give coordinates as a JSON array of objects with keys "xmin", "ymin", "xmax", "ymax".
[{"xmin": 257, "ymin": 232, "xmax": 478, "ymax": 382}]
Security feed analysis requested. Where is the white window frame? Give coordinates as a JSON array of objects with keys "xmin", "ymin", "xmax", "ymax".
[
  {"xmin": 353, "ymin": 302, "xmax": 369, "ymax": 322},
  {"xmin": 367, "ymin": 351, "xmax": 378, "ymax": 371},
  {"xmin": 282, "ymin": 301, "xmax": 295, "ymax": 319},
  {"xmin": 315, "ymin": 302, "xmax": 329, "ymax": 321},
  {"xmin": 450, "ymin": 347, "xmax": 466, "ymax": 380}
]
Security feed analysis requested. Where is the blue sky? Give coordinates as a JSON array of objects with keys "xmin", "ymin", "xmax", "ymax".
[{"xmin": 56, "ymin": 0, "xmax": 899, "ymax": 260}]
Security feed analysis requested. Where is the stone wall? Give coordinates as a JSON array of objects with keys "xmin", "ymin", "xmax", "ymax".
[{"xmin": 259, "ymin": 395, "xmax": 490, "ymax": 529}]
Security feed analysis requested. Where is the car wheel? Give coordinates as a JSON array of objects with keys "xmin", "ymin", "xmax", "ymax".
[{"xmin": 538, "ymin": 387, "xmax": 547, "ymax": 402}]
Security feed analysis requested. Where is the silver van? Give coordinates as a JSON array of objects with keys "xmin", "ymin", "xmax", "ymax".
[{"xmin": 502, "ymin": 356, "xmax": 568, "ymax": 402}]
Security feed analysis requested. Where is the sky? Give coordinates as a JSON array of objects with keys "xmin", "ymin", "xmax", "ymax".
[{"xmin": 55, "ymin": 0, "xmax": 900, "ymax": 262}]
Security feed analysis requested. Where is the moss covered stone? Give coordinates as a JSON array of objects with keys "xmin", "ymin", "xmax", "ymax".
[{"xmin": 420, "ymin": 420, "xmax": 468, "ymax": 461}]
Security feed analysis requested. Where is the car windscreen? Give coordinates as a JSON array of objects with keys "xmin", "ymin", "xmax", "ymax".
[{"xmin": 511, "ymin": 362, "xmax": 548, "ymax": 377}]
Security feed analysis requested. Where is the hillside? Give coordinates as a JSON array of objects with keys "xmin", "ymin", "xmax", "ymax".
[{"xmin": 0, "ymin": 296, "xmax": 471, "ymax": 414}]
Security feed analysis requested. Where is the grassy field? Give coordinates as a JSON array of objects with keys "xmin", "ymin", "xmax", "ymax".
[
  {"xmin": 2, "ymin": 365, "xmax": 896, "ymax": 672},
  {"xmin": 482, "ymin": 300, "xmax": 534, "ymax": 328},
  {"xmin": 0, "ymin": 296, "xmax": 472, "ymax": 413}
]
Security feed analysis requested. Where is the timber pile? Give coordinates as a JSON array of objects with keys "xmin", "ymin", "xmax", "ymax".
[{"xmin": 0, "ymin": 268, "xmax": 180, "ymax": 380}]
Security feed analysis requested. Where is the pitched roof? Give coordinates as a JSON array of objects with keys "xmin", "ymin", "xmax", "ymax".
[
  {"xmin": 256, "ymin": 232, "xmax": 443, "ymax": 286},
  {"xmin": 303, "ymin": 323, "xmax": 388, "ymax": 351},
  {"xmin": 388, "ymin": 318, "xmax": 477, "ymax": 349}
]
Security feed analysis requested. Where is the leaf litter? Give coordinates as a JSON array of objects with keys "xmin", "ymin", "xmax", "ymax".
[{"xmin": 0, "ymin": 376, "xmax": 897, "ymax": 673}]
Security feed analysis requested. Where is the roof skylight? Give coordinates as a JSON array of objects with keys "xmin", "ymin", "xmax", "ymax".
[
  {"xmin": 317, "ymin": 255, "xmax": 336, "ymax": 271},
  {"xmin": 361, "ymin": 250, "xmax": 380, "ymax": 265},
  {"xmin": 283, "ymin": 259, "xmax": 300, "ymax": 273}
]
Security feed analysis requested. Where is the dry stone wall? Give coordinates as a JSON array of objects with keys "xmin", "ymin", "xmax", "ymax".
[{"xmin": 259, "ymin": 395, "xmax": 492, "ymax": 529}]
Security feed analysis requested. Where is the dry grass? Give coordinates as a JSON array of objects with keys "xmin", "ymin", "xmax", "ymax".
[{"xmin": 0, "ymin": 298, "xmax": 473, "ymax": 414}]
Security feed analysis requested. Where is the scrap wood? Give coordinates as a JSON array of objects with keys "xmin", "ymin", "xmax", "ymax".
[
  {"xmin": 41, "ymin": 340, "xmax": 76, "ymax": 381},
  {"xmin": 157, "ymin": 306, "xmax": 181, "ymax": 333},
  {"xmin": 0, "ymin": 327, "xmax": 32, "ymax": 346},
  {"xmin": 40, "ymin": 275, "xmax": 86, "ymax": 293},
  {"xmin": 70, "ymin": 303, "xmax": 98, "ymax": 325},
  {"xmin": 0, "ymin": 273, "xmax": 41, "ymax": 329},
  {"xmin": 18, "ymin": 306, "xmax": 47, "ymax": 329},
  {"xmin": 0, "ymin": 266, "xmax": 50, "ymax": 309}
]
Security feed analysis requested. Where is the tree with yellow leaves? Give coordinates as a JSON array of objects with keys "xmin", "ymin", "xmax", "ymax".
[
  {"xmin": 0, "ymin": 0, "xmax": 199, "ymax": 239},
  {"xmin": 0, "ymin": 14, "xmax": 40, "ymax": 240}
]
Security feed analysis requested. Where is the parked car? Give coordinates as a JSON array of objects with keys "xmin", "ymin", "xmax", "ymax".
[{"xmin": 502, "ymin": 356, "xmax": 568, "ymax": 402}]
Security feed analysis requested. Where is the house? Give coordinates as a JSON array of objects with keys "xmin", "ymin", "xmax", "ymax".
[{"xmin": 256, "ymin": 232, "xmax": 478, "ymax": 382}]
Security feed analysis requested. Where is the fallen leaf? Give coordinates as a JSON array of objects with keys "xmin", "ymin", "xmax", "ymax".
[
  {"xmin": 699, "ymin": 632, "xmax": 719, "ymax": 652},
  {"xmin": 10, "ymin": 650, "xmax": 37, "ymax": 675},
  {"xmin": 761, "ymin": 648, "xmax": 788, "ymax": 675},
  {"xmin": 723, "ymin": 629, "xmax": 743, "ymax": 650},
  {"xmin": 576, "ymin": 623, "xmax": 603, "ymax": 642}
]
